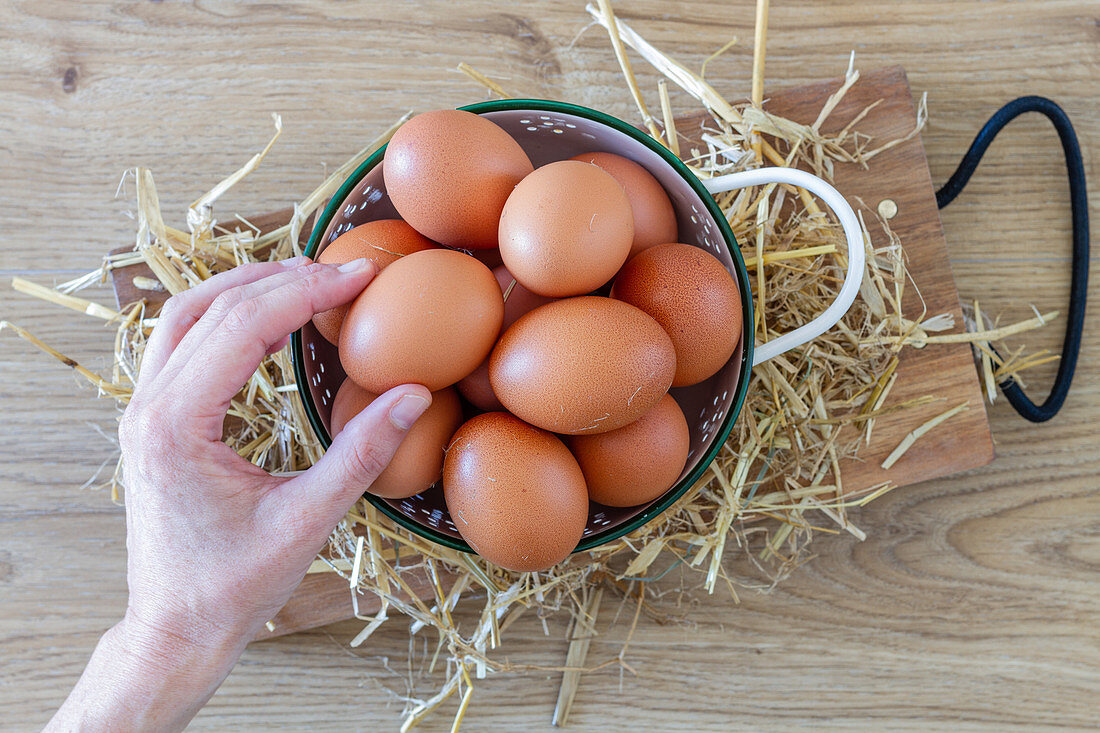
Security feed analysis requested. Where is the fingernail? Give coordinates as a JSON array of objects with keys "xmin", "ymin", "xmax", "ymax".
[
  {"xmin": 338, "ymin": 257, "xmax": 371, "ymax": 273},
  {"xmin": 280, "ymin": 255, "xmax": 309, "ymax": 267},
  {"xmin": 389, "ymin": 394, "xmax": 430, "ymax": 430}
]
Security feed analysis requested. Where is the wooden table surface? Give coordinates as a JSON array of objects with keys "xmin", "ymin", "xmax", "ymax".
[{"xmin": 1, "ymin": 1, "xmax": 1097, "ymax": 730}]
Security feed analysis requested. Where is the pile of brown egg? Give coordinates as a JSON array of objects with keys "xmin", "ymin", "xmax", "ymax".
[{"xmin": 314, "ymin": 109, "xmax": 742, "ymax": 571}]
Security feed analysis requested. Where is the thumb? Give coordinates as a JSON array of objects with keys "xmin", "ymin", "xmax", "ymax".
[{"xmin": 288, "ymin": 384, "xmax": 432, "ymax": 528}]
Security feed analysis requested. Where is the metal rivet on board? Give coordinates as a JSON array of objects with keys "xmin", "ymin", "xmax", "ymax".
[{"xmin": 877, "ymin": 198, "xmax": 898, "ymax": 220}]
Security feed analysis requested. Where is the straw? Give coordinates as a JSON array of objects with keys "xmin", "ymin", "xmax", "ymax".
[
  {"xmin": 880, "ymin": 402, "xmax": 970, "ymax": 470},
  {"xmin": 750, "ymin": 0, "xmax": 770, "ymax": 162},
  {"xmin": 552, "ymin": 586, "xmax": 604, "ymax": 725},
  {"xmin": 595, "ymin": 0, "xmax": 664, "ymax": 144}
]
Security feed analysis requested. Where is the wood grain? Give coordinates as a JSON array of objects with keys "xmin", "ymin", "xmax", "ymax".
[{"xmin": 1, "ymin": 1, "xmax": 1097, "ymax": 730}]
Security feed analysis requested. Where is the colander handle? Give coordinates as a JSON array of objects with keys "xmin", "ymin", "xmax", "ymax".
[{"xmin": 703, "ymin": 168, "xmax": 866, "ymax": 366}]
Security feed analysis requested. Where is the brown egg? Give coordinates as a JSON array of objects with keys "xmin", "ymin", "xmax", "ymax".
[
  {"xmin": 455, "ymin": 359, "xmax": 502, "ymax": 412},
  {"xmin": 329, "ymin": 380, "xmax": 463, "ymax": 499},
  {"xmin": 443, "ymin": 412, "xmax": 588, "ymax": 571},
  {"xmin": 568, "ymin": 394, "xmax": 689, "ymax": 507},
  {"xmin": 471, "ymin": 247, "xmax": 504, "ymax": 270},
  {"xmin": 493, "ymin": 264, "xmax": 560, "ymax": 326},
  {"xmin": 383, "ymin": 110, "xmax": 533, "ymax": 250},
  {"xmin": 340, "ymin": 249, "xmax": 504, "ymax": 392},
  {"xmin": 490, "ymin": 296, "xmax": 676, "ymax": 434},
  {"xmin": 312, "ymin": 220, "xmax": 437, "ymax": 344},
  {"xmin": 612, "ymin": 243, "xmax": 743, "ymax": 387},
  {"xmin": 456, "ymin": 265, "xmax": 558, "ymax": 411},
  {"xmin": 498, "ymin": 160, "xmax": 634, "ymax": 297},
  {"xmin": 570, "ymin": 152, "xmax": 678, "ymax": 258}
]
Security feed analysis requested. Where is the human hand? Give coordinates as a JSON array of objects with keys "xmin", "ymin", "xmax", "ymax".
[{"xmin": 48, "ymin": 257, "xmax": 431, "ymax": 731}]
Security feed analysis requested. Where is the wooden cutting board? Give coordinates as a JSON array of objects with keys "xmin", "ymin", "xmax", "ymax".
[
  {"xmin": 718, "ymin": 64, "xmax": 994, "ymax": 497},
  {"xmin": 110, "ymin": 65, "xmax": 992, "ymax": 640}
]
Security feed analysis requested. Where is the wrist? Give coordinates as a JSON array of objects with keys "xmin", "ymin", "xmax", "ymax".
[
  {"xmin": 46, "ymin": 612, "xmax": 249, "ymax": 733},
  {"xmin": 119, "ymin": 604, "xmax": 250, "ymax": 678}
]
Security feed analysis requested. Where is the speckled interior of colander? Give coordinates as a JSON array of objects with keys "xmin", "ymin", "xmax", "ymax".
[{"xmin": 298, "ymin": 103, "xmax": 746, "ymax": 550}]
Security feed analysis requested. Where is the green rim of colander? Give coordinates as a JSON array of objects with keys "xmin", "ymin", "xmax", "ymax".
[{"xmin": 292, "ymin": 98, "xmax": 754, "ymax": 555}]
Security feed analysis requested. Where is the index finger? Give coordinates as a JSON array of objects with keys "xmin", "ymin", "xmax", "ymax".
[
  {"xmin": 140, "ymin": 257, "xmax": 309, "ymax": 386},
  {"xmin": 168, "ymin": 258, "xmax": 378, "ymax": 428}
]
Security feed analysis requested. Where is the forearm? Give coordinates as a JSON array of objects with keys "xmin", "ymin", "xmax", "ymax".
[{"xmin": 46, "ymin": 612, "xmax": 247, "ymax": 732}]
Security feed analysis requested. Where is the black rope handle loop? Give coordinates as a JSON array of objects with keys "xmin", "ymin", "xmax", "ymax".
[{"xmin": 936, "ymin": 96, "xmax": 1090, "ymax": 423}]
